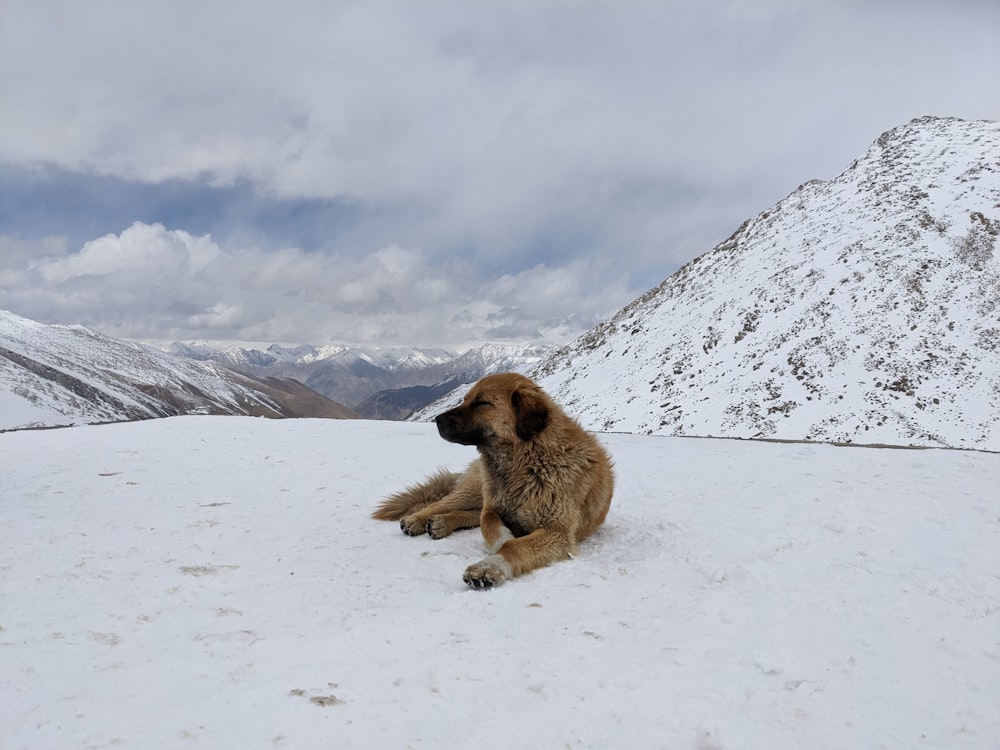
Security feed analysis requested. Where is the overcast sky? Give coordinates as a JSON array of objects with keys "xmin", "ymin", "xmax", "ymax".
[{"xmin": 2, "ymin": 0, "xmax": 998, "ymax": 350}]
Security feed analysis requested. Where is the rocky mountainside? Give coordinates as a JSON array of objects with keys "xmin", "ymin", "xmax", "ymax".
[
  {"xmin": 174, "ymin": 340, "xmax": 553, "ymax": 417},
  {"xmin": 0, "ymin": 310, "xmax": 356, "ymax": 430},
  {"xmin": 354, "ymin": 376, "xmax": 467, "ymax": 421},
  {"xmin": 534, "ymin": 117, "xmax": 1000, "ymax": 450}
]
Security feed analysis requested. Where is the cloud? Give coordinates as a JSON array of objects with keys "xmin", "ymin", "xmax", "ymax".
[
  {"xmin": 1, "ymin": 0, "xmax": 997, "ymax": 346},
  {"xmin": 7, "ymin": 2, "xmax": 995, "ymax": 192},
  {"xmin": 1, "ymin": 223, "xmax": 631, "ymax": 348}
]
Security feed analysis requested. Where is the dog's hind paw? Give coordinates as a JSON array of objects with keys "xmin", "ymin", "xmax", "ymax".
[
  {"xmin": 463, "ymin": 554, "xmax": 513, "ymax": 589},
  {"xmin": 400, "ymin": 515, "xmax": 427, "ymax": 536},
  {"xmin": 425, "ymin": 515, "xmax": 451, "ymax": 539}
]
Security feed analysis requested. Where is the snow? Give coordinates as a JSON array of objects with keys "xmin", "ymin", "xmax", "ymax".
[
  {"xmin": 533, "ymin": 117, "xmax": 1000, "ymax": 450},
  {"xmin": 0, "ymin": 388, "xmax": 74, "ymax": 430},
  {"xmin": 3, "ymin": 416, "xmax": 998, "ymax": 749}
]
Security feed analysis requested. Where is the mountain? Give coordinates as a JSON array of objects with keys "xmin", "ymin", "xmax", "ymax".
[
  {"xmin": 405, "ymin": 343, "xmax": 557, "ymax": 420},
  {"xmin": 353, "ymin": 375, "xmax": 466, "ymax": 421},
  {"xmin": 167, "ymin": 341, "xmax": 459, "ymax": 411},
  {"xmin": 171, "ymin": 341, "xmax": 456, "ymax": 371},
  {"xmin": 172, "ymin": 340, "xmax": 553, "ymax": 417},
  {"xmin": 533, "ymin": 116, "xmax": 1000, "ymax": 450},
  {"xmin": 0, "ymin": 310, "xmax": 356, "ymax": 430}
]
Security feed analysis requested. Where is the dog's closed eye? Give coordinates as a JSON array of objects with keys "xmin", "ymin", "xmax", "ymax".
[{"xmin": 471, "ymin": 399, "xmax": 492, "ymax": 408}]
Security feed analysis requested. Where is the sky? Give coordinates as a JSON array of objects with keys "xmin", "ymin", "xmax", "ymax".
[{"xmin": 1, "ymin": 0, "xmax": 998, "ymax": 350}]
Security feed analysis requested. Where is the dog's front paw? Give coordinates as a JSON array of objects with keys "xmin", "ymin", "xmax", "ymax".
[
  {"xmin": 400, "ymin": 515, "xmax": 427, "ymax": 536},
  {"xmin": 426, "ymin": 515, "xmax": 452, "ymax": 539},
  {"xmin": 463, "ymin": 554, "xmax": 513, "ymax": 589}
]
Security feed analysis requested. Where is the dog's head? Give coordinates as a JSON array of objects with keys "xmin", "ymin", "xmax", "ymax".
[{"xmin": 435, "ymin": 373, "xmax": 551, "ymax": 447}]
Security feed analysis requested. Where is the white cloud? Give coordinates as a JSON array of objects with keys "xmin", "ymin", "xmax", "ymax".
[
  {"xmin": 0, "ymin": 224, "xmax": 634, "ymax": 349},
  {"xmin": 1, "ymin": 0, "xmax": 997, "ymax": 346},
  {"xmin": 5, "ymin": 2, "xmax": 997, "ymax": 221},
  {"xmin": 34, "ymin": 225, "xmax": 218, "ymax": 283}
]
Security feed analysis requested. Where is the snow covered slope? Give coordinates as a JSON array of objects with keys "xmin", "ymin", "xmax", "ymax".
[
  {"xmin": 535, "ymin": 117, "xmax": 1000, "ymax": 450},
  {"xmin": 2, "ymin": 417, "xmax": 997, "ymax": 748},
  {"xmin": 0, "ymin": 310, "xmax": 354, "ymax": 430}
]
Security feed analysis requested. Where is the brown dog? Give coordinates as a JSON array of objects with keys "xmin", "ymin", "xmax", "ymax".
[{"xmin": 372, "ymin": 373, "xmax": 614, "ymax": 588}]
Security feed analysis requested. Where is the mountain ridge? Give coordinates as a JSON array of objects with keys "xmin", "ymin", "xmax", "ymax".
[
  {"xmin": 0, "ymin": 310, "xmax": 356, "ymax": 430},
  {"xmin": 170, "ymin": 339, "xmax": 553, "ymax": 416},
  {"xmin": 532, "ymin": 116, "xmax": 999, "ymax": 450}
]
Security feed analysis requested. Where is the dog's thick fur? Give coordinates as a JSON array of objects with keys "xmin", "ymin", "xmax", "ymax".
[{"xmin": 372, "ymin": 373, "xmax": 614, "ymax": 588}]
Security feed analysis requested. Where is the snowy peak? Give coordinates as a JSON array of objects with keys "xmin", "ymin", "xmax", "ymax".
[
  {"xmin": 0, "ymin": 310, "xmax": 355, "ymax": 430},
  {"xmin": 446, "ymin": 342, "xmax": 556, "ymax": 373},
  {"xmin": 535, "ymin": 117, "xmax": 1000, "ymax": 450}
]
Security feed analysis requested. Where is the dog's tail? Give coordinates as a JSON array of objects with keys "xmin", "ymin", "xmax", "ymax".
[{"xmin": 371, "ymin": 468, "xmax": 465, "ymax": 520}]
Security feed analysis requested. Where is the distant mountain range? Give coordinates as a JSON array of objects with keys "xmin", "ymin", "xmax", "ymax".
[
  {"xmin": 0, "ymin": 310, "xmax": 554, "ymax": 429},
  {"xmin": 529, "ymin": 116, "xmax": 999, "ymax": 450},
  {"xmin": 0, "ymin": 310, "xmax": 356, "ymax": 430},
  {"xmin": 170, "ymin": 341, "xmax": 553, "ymax": 418}
]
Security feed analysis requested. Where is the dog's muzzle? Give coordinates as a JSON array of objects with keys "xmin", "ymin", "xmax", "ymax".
[{"xmin": 435, "ymin": 409, "xmax": 482, "ymax": 446}]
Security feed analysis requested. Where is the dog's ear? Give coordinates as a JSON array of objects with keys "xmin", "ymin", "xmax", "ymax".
[{"xmin": 511, "ymin": 386, "xmax": 549, "ymax": 440}]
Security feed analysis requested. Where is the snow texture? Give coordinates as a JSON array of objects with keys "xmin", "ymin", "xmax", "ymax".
[
  {"xmin": 3, "ymin": 416, "xmax": 998, "ymax": 748},
  {"xmin": 534, "ymin": 117, "xmax": 1000, "ymax": 450}
]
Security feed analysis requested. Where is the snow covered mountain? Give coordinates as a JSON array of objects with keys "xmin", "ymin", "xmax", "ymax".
[
  {"xmin": 170, "ymin": 341, "xmax": 456, "ymax": 372},
  {"xmin": 440, "ymin": 342, "xmax": 556, "ymax": 375},
  {"xmin": 0, "ymin": 310, "xmax": 356, "ymax": 430},
  {"xmin": 405, "ymin": 343, "xmax": 556, "ymax": 420},
  {"xmin": 534, "ymin": 116, "xmax": 1000, "ymax": 451},
  {"xmin": 174, "ymin": 339, "xmax": 553, "ymax": 417}
]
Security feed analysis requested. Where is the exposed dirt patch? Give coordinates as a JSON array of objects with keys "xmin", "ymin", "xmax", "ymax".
[{"xmin": 179, "ymin": 564, "xmax": 240, "ymax": 576}]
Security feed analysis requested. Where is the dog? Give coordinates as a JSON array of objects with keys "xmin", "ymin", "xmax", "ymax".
[{"xmin": 372, "ymin": 373, "xmax": 614, "ymax": 588}]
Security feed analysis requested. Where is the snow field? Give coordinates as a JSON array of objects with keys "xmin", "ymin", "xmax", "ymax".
[{"xmin": 2, "ymin": 416, "xmax": 998, "ymax": 748}]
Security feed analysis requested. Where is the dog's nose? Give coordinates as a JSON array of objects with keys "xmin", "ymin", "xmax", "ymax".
[
  {"xmin": 435, "ymin": 409, "xmax": 457, "ymax": 426},
  {"xmin": 435, "ymin": 410, "xmax": 459, "ymax": 437}
]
